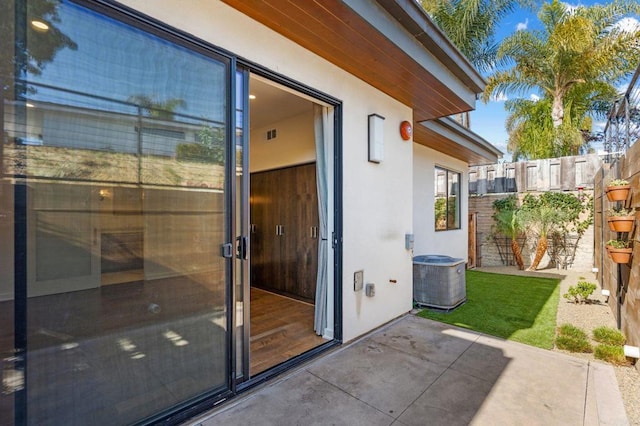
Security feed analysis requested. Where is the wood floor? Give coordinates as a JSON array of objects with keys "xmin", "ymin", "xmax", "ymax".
[{"xmin": 250, "ymin": 287, "xmax": 326, "ymax": 375}]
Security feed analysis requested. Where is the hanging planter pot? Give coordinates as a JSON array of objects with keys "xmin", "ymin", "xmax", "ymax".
[
  {"xmin": 606, "ymin": 183, "xmax": 630, "ymax": 202},
  {"xmin": 607, "ymin": 215, "xmax": 635, "ymax": 233},
  {"xmin": 606, "ymin": 239, "xmax": 633, "ymax": 264},
  {"xmin": 607, "ymin": 247, "xmax": 633, "ymax": 264}
]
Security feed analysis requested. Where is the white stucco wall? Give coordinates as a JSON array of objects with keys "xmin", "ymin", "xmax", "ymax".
[
  {"xmin": 413, "ymin": 143, "xmax": 469, "ymax": 260},
  {"xmin": 120, "ymin": 0, "xmax": 415, "ymax": 342}
]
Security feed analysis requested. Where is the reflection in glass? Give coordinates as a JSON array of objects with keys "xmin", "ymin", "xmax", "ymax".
[
  {"xmin": 434, "ymin": 167, "xmax": 461, "ymax": 231},
  {"xmin": 2, "ymin": 1, "xmax": 230, "ymax": 424}
]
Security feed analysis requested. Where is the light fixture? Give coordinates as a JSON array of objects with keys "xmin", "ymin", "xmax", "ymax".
[
  {"xmin": 25, "ymin": 103, "xmax": 34, "ymax": 108},
  {"xmin": 249, "ymin": 94, "xmax": 256, "ymax": 100},
  {"xmin": 99, "ymin": 189, "xmax": 112, "ymax": 201},
  {"xmin": 400, "ymin": 120, "xmax": 412, "ymax": 141},
  {"xmin": 368, "ymin": 113, "xmax": 385, "ymax": 163},
  {"xmin": 31, "ymin": 20, "xmax": 49, "ymax": 32}
]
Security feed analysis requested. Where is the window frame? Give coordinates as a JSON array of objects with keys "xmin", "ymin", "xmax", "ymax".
[{"xmin": 434, "ymin": 166, "xmax": 461, "ymax": 231}]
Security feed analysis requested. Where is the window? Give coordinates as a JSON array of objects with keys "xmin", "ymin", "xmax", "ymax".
[
  {"xmin": 468, "ymin": 171, "xmax": 477, "ymax": 194},
  {"xmin": 434, "ymin": 167, "xmax": 461, "ymax": 231}
]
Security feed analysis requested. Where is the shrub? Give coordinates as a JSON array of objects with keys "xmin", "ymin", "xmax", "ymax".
[
  {"xmin": 592, "ymin": 327, "xmax": 626, "ymax": 346},
  {"xmin": 176, "ymin": 142, "xmax": 224, "ymax": 164},
  {"xmin": 594, "ymin": 344, "xmax": 628, "ymax": 365},
  {"xmin": 563, "ymin": 280, "xmax": 597, "ymax": 304},
  {"xmin": 555, "ymin": 324, "xmax": 592, "ymax": 353}
]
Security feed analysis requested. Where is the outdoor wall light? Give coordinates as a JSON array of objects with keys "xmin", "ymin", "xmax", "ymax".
[
  {"xmin": 368, "ymin": 113, "xmax": 385, "ymax": 163},
  {"xmin": 400, "ymin": 120, "xmax": 412, "ymax": 141}
]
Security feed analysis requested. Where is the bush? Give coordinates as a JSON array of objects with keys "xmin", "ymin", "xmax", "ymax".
[
  {"xmin": 555, "ymin": 324, "xmax": 592, "ymax": 353},
  {"xmin": 563, "ymin": 280, "xmax": 597, "ymax": 304},
  {"xmin": 594, "ymin": 344, "xmax": 628, "ymax": 365},
  {"xmin": 176, "ymin": 142, "xmax": 224, "ymax": 164},
  {"xmin": 593, "ymin": 326, "xmax": 626, "ymax": 346}
]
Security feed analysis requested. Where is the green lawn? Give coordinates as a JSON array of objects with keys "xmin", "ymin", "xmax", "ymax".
[{"xmin": 417, "ymin": 270, "xmax": 560, "ymax": 349}]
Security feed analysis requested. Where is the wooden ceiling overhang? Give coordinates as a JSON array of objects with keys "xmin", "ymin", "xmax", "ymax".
[
  {"xmin": 222, "ymin": 0, "xmax": 500, "ymax": 164},
  {"xmin": 416, "ymin": 117, "xmax": 503, "ymax": 166}
]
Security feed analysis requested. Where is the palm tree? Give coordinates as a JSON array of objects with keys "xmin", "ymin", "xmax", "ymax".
[
  {"xmin": 493, "ymin": 208, "xmax": 527, "ymax": 270},
  {"xmin": 419, "ymin": 0, "xmax": 529, "ymax": 73},
  {"xmin": 483, "ymin": 0, "xmax": 640, "ymax": 136},
  {"xmin": 127, "ymin": 94, "xmax": 186, "ymax": 120},
  {"xmin": 504, "ymin": 84, "xmax": 608, "ymax": 159}
]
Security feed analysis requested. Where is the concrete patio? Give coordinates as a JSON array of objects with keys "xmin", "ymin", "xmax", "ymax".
[{"xmin": 188, "ymin": 315, "xmax": 628, "ymax": 426}]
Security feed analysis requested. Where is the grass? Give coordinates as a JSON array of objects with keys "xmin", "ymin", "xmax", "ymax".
[
  {"xmin": 594, "ymin": 344, "xmax": 628, "ymax": 365},
  {"xmin": 417, "ymin": 270, "xmax": 560, "ymax": 349},
  {"xmin": 593, "ymin": 326, "xmax": 626, "ymax": 346},
  {"xmin": 555, "ymin": 324, "xmax": 592, "ymax": 353}
]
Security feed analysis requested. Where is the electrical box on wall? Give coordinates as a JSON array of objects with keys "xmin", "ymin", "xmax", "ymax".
[
  {"xmin": 365, "ymin": 283, "xmax": 375, "ymax": 297},
  {"xmin": 405, "ymin": 233, "xmax": 414, "ymax": 250}
]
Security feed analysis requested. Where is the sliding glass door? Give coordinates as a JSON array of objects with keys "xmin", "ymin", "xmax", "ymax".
[{"xmin": 2, "ymin": 1, "xmax": 234, "ymax": 424}]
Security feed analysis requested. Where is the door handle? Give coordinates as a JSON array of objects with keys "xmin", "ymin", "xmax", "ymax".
[
  {"xmin": 236, "ymin": 236, "xmax": 248, "ymax": 260},
  {"xmin": 221, "ymin": 243, "xmax": 233, "ymax": 258}
]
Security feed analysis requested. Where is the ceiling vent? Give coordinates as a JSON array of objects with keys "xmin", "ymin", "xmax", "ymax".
[{"xmin": 266, "ymin": 129, "xmax": 277, "ymax": 141}]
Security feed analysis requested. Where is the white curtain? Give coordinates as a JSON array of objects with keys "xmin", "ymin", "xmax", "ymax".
[{"xmin": 314, "ymin": 104, "xmax": 330, "ymax": 335}]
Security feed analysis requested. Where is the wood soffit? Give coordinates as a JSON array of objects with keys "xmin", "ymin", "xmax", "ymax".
[
  {"xmin": 414, "ymin": 122, "xmax": 501, "ymax": 165},
  {"xmin": 221, "ymin": 0, "xmax": 482, "ymax": 122}
]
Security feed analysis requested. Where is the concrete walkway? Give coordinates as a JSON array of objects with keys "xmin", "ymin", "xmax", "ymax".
[{"xmin": 188, "ymin": 315, "xmax": 628, "ymax": 426}]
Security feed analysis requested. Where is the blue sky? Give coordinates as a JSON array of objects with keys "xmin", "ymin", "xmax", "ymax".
[{"xmin": 467, "ymin": 1, "xmax": 640, "ymax": 162}]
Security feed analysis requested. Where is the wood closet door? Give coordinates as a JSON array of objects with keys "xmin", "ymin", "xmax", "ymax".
[
  {"xmin": 250, "ymin": 164, "xmax": 318, "ymax": 301},
  {"xmin": 290, "ymin": 164, "xmax": 318, "ymax": 300}
]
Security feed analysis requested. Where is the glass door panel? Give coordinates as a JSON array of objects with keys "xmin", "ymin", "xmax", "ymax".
[{"xmin": 4, "ymin": 1, "xmax": 233, "ymax": 424}]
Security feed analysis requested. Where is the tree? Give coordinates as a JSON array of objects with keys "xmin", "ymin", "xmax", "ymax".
[
  {"xmin": 520, "ymin": 196, "xmax": 560, "ymax": 271},
  {"xmin": 493, "ymin": 208, "xmax": 527, "ymax": 270},
  {"xmin": 419, "ymin": 0, "xmax": 530, "ymax": 73},
  {"xmin": 1, "ymin": 0, "xmax": 77, "ymax": 98},
  {"xmin": 127, "ymin": 94, "xmax": 186, "ymax": 121},
  {"xmin": 483, "ymin": 0, "xmax": 640, "ymax": 157},
  {"xmin": 504, "ymin": 84, "xmax": 609, "ymax": 159}
]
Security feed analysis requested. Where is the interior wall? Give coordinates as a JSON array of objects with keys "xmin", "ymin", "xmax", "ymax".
[
  {"xmin": 119, "ymin": 0, "xmax": 416, "ymax": 343},
  {"xmin": 249, "ymin": 109, "xmax": 315, "ymax": 172},
  {"xmin": 413, "ymin": 143, "xmax": 469, "ymax": 260}
]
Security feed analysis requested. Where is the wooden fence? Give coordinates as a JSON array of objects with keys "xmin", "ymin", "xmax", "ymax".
[{"xmin": 594, "ymin": 143, "xmax": 640, "ymax": 357}]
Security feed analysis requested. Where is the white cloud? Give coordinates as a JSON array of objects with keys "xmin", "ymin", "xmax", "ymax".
[
  {"xmin": 614, "ymin": 17, "xmax": 640, "ymax": 33},
  {"xmin": 491, "ymin": 92, "xmax": 508, "ymax": 102},
  {"xmin": 530, "ymin": 94, "xmax": 540, "ymax": 102},
  {"xmin": 516, "ymin": 19, "xmax": 528, "ymax": 31}
]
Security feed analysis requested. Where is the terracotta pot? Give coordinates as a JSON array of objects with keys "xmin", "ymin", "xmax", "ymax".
[
  {"xmin": 606, "ymin": 246, "xmax": 633, "ymax": 264},
  {"xmin": 606, "ymin": 185, "xmax": 631, "ymax": 202},
  {"xmin": 607, "ymin": 216, "xmax": 635, "ymax": 233}
]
